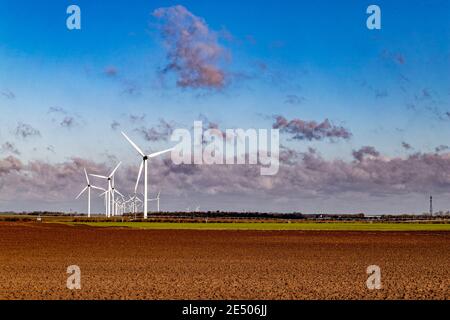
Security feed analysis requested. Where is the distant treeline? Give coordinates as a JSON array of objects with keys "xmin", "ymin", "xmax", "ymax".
[
  {"xmin": 1, "ymin": 211, "xmax": 449, "ymax": 221},
  {"xmin": 0, "ymin": 211, "xmax": 75, "ymax": 216}
]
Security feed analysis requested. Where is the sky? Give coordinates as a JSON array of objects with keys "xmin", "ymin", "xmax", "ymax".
[{"xmin": 0, "ymin": 0, "xmax": 449, "ymax": 214}]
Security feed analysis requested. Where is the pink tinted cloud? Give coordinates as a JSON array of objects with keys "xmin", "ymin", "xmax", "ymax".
[
  {"xmin": 153, "ymin": 5, "xmax": 229, "ymax": 89},
  {"xmin": 273, "ymin": 115, "xmax": 352, "ymax": 141}
]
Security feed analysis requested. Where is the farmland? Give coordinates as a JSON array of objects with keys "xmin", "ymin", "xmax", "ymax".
[{"xmin": 0, "ymin": 221, "xmax": 448, "ymax": 299}]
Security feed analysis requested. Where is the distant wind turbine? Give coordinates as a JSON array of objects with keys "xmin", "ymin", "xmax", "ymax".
[
  {"xmin": 99, "ymin": 189, "xmax": 109, "ymax": 216},
  {"xmin": 111, "ymin": 176, "xmax": 125, "ymax": 216},
  {"xmin": 148, "ymin": 191, "xmax": 161, "ymax": 213},
  {"xmin": 76, "ymin": 168, "xmax": 103, "ymax": 218},
  {"xmin": 90, "ymin": 162, "xmax": 121, "ymax": 218}
]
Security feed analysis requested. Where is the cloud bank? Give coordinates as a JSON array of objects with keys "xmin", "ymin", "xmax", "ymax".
[{"xmin": 2, "ymin": 149, "xmax": 450, "ymax": 210}]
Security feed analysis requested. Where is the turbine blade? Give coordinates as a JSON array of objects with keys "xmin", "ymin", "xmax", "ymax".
[
  {"xmin": 76, "ymin": 186, "xmax": 88, "ymax": 199},
  {"xmin": 134, "ymin": 161, "xmax": 143, "ymax": 194},
  {"xmin": 84, "ymin": 168, "xmax": 90, "ymax": 184},
  {"xmin": 147, "ymin": 147, "xmax": 174, "ymax": 159},
  {"xmin": 115, "ymin": 189, "xmax": 124, "ymax": 198},
  {"xmin": 91, "ymin": 185, "xmax": 105, "ymax": 191},
  {"xmin": 90, "ymin": 174, "xmax": 108, "ymax": 179},
  {"xmin": 121, "ymin": 131, "xmax": 145, "ymax": 157},
  {"xmin": 109, "ymin": 162, "xmax": 122, "ymax": 177}
]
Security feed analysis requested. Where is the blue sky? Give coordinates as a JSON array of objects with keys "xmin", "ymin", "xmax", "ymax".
[{"xmin": 0, "ymin": 1, "xmax": 449, "ymax": 213}]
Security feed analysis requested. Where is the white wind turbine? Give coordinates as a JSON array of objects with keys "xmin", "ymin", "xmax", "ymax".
[
  {"xmin": 76, "ymin": 168, "xmax": 104, "ymax": 218},
  {"xmin": 126, "ymin": 195, "xmax": 133, "ymax": 215},
  {"xmin": 99, "ymin": 189, "xmax": 109, "ymax": 216},
  {"xmin": 121, "ymin": 131, "xmax": 174, "ymax": 219},
  {"xmin": 114, "ymin": 189, "xmax": 125, "ymax": 216},
  {"xmin": 90, "ymin": 162, "xmax": 121, "ymax": 218},
  {"xmin": 111, "ymin": 176, "xmax": 125, "ymax": 216},
  {"xmin": 128, "ymin": 194, "xmax": 142, "ymax": 217},
  {"xmin": 148, "ymin": 191, "xmax": 161, "ymax": 213}
]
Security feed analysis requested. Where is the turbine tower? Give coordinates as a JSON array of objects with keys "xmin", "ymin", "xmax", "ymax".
[
  {"xmin": 156, "ymin": 191, "xmax": 160, "ymax": 213},
  {"xmin": 430, "ymin": 195, "xmax": 433, "ymax": 216},
  {"xmin": 121, "ymin": 131, "xmax": 173, "ymax": 219}
]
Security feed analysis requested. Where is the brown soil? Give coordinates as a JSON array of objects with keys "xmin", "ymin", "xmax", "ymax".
[{"xmin": 0, "ymin": 222, "xmax": 448, "ymax": 300}]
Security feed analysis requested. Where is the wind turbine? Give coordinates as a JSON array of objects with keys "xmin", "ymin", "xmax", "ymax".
[
  {"xmin": 148, "ymin": 191, "xmax": 161, "ymax": 213},
  {"xmin": 76, "ymin": 168, "xmax": 103, "ymax": 218},
  {"xmin": 99, "ymin": 189, "xmax": 109, "ymax": 216},
  {"xmin": 90, "ymin": 162, "xmax": 121, "ymax": 218},
  {"xmin": 114, "ymin": 188, "xmax": 125, "ymax": 216},
  {"xmin": 121, "ymin": 131, "xmax": 174, "ymax": 219},
  {"xmin": 111, "ymin": 176, "xmax": 124, "ymax": 216},
  {"xmin": 129, "ymin": 194, "xmax": 142, "ymax": 218}
]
